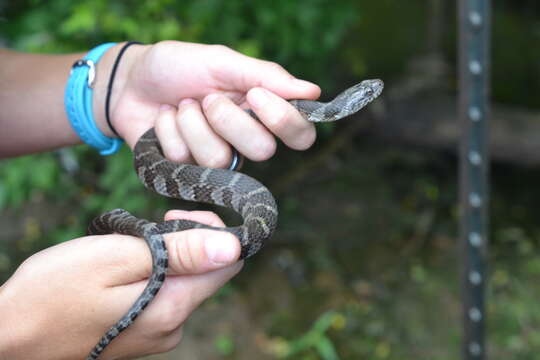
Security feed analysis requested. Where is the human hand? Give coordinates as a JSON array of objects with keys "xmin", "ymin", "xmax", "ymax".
[
  {"xmin": 96, "ymin": 41, "xmax": 321, "ymax": 167},
  {"xmin": 0, "ymin": 210, "xmax": 242, "ymax": 360}
]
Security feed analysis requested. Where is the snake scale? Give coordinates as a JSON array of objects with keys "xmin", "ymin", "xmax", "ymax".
[{"xmin": 85, "ymin": 79, "xmax": 383, "ymax": 359}]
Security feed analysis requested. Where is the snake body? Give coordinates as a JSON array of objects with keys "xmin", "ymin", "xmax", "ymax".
[{"xmin": 85, "ymin": 79, "xmax": 383, "ymax": 359}]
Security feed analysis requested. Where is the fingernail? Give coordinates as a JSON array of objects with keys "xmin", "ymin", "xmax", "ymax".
[
  {"xmin": 205, "ymin": 235, "xmax": 237, "ymax": 264},
  {"xmin": 179, "ymin": 98, "xmax": 196, "ymax": 106},
  {"xmin": 160, "ymin": 104, "xmax": 173, "ymax": 111},
  {"xmin": 248, "ymin": 87, "xmax": 270, "ymax": 109},
  {"xmin": 202, "ymin": 93, "xmax": 220, "ymax": 109}
]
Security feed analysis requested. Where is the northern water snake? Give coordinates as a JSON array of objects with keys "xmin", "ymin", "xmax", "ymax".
[{"xmin": 85, "ymin": 79, "xmax": 384, "ymax": 359}]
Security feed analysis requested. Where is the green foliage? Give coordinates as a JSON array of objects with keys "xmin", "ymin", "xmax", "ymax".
[
  {"xmin": 489, "ymin": 258, "xmax": 540, "ymax": 358},
  {"xmin": 87, "ymin": 147, "xmax": 151, "ymax": 213},
  {"xmin": 214, "ymin": 333, "xmax": 236, "ymax": 356},
  {"xmin": 0, "ymin": 145, "xmax": 167, "ymax": 247},
  {"xmin": 0, "ymin": 153, "xmax": 67, "ymax": 209},
  {"xmin": 342, "ymin": 0, "xmax": 427, "ymax": 83},
  {"xmin": 1, "ymin": 0, "xmax": 360, "ymax": 86},
  {"xmin": 282, "ymin": 311, "xmax": 342, "ymax": 360},
  {"xmin": 266, "ymin": 311, "xmax": 342, "ymax": 360},
  {"xmin": 2, "ymin": 0, "xmax": 540, "ymax": 106}
]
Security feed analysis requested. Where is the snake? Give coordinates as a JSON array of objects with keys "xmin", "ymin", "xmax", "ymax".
[{"xmin": 85, "ymin": 79, "xmax": 383, "ymax": 359}]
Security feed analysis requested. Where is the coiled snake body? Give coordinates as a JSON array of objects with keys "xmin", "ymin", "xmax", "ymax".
[{"xmin": 86, "ymin": 79, "xmax": 383, "ymax": 359}]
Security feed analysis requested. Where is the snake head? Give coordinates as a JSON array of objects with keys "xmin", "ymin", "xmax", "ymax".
[
  {"xmin": 292, "ymin": 79, "xmax": 384, "ymax": 122},
  {"xmin": 358, "ymin": 79, "xmax": 384, "ymax": 100},
  {"xmin": 333, "ymin": 79, "xmax": 384, "ymax": 118}
]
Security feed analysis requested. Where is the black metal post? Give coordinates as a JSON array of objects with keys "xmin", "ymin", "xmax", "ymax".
[{"xmin": 458, "ymin": 0, "xmax": 490, "ymax": 359}]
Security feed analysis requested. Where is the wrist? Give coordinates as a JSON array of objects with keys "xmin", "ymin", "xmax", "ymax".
[
  {"xmin": 0, "ymin": 280, "xmax": 35, "ymax": 359},
  {"xmin": 92, "ymin": 42, "xmax": 148, "ymax": 139}
]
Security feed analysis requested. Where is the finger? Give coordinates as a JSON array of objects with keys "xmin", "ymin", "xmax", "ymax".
[
  {"xmin": 154, "ymin": 104, "xmax": 191, "ymax": 163},
  {"xmin": 247, "ymin": 87, "xmax": 316, "ymax": 150},
  {"xmin": 175, "ymin": 98, "xmax": 232, "ymax": 168},
  {"xmin": 202, "ymin": 93, "xmax": 276, "ymax": 161},
  {"xmin": 150, "ymin": 262, "xmax": 243, "ymax": 323},
  {"xmin": 93, "ymin": 225, "xmax": 240, "ymax": 286},
  {"xmin": 164, "ymin": 210, "xmax": 226, "ymax": 227},
  {"xmin": 212, "ymin": 47, "xmax": 321, "ymax": 100},
  {"xmin": 101, "ymin": 324, "xmax": 184, "ymax": 360},
  {"xmin": 164, "ymin": 228, "xmax": 240, "ymax": 275},
  {"xmin": 107, "ymin": 261, "xmax": 243, "ymax": 352}
]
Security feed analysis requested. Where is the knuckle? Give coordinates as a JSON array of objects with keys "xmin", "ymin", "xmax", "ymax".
[
  {"xmin": 183, "ymin": 231, "xmax": 202, "ymax": 272},
  {"xmin": 177, "ymin": 104, "xmax": 205, "ymax": 132},
  {"xmin": 210, "ymin": 44, "xmax": 234, "ymax": 56},
  {"xmin": 154, "ymin": 111, "xmax": 171, "ymax": 131},
  {"xmin": 170, "ymin": 231, "xmax": 201, "ymax": 274},
  {"xmin": 146, "ymin": 42, "xmax": 174, "ymax": 75},
  {"xmin": 154, "ymin": 40, "xmax": 175, "ymax": 51},
  {"xmin": 206, "ymin": 100, "xmax": 234, "ymax": 130},
  {"xmin": 176, "ymin": 103, "xmax": 194, "ymax": 120},
  {"xmin": 16, "ymin": 255, "xmax": 39, "ymax": 279},
  {"xmin": 154, "ymin": 302, "xmax": 183, "ymax": 335},
  {"xmin": 267, "ymin": 106, "xmax": 290, "ymax": 132},
  {"xmin": 158, "ymin": 329, "xmax": 184, "ymax": 352},
  {"xmin": 147, "ymin": 41, "xmax": 168, "ymax": 59},
  {"xmin": 265, "ymin": 60, "xmax": 286, "ymax": 74}
]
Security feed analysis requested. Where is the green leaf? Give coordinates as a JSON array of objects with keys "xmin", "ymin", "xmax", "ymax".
[
  {"xmin": 214, "ymin": 334, "xmax": 235, "ymax": 355},
  {"xmin": 315, "ymin": 337, "xmax": 340, "ymax": 360}
]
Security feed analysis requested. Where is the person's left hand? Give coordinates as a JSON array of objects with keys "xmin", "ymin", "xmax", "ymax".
[{"xmin": 0, "ymin": 210, "xmax": 242, "ymax": 360}]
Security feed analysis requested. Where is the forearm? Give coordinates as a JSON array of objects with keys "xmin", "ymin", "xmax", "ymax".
[
  {"xmin": 0, "ymin": 44, "xmax": 145, "ymax": 158},
  {"xmin": 0, "ymin": 49, "xmax": 81, "ymax": 157}
]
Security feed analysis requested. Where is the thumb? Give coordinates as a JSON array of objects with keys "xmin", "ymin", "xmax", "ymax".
[
  {"xmin": 91, "ymin": 229, "xmax": 240, "ymax": 287},
  {"xmin": 164, "ymin": 228, "xmax": 240, "ymax": 276},
  {"xmin": 86, "ymin": 210, "xmax": 240, "ymax": 287},
  {"xmin": 163, "ymin": 209, "xmax": 241, "ymax": 275},
  {"xmin": 215, "ymin": 48, "xmax": 321, "ymax": 100}
]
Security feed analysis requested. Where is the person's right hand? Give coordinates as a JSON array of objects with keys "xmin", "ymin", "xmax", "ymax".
[
  {"xmin": 0, "ymin": 210, "xmax": 241, "ymax": 360},
  {"xmin": 100, "ymin": 41, "xmax": 321, "ymax": 167}
]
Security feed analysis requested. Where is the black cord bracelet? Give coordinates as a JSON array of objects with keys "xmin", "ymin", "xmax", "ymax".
[{"xmin": 105, "ymin": 41, "xmax": 142, "ymax": 138}]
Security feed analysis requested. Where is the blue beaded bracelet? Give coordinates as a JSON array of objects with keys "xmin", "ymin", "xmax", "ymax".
[{"xmin": 64, "ymin": 43, "xmax": 124, "ymax": 155}]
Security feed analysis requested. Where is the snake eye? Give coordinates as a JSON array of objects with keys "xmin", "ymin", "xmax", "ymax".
[{"xmin": 365, "ymin": 88, "xmax": 374, "ymax": 97}]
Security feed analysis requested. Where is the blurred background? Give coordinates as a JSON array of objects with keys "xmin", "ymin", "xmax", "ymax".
[{"xmin": 1, "ymin": 0, "xmax": 540, "ymax": 359}]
